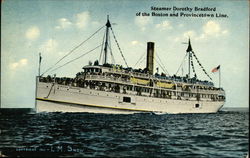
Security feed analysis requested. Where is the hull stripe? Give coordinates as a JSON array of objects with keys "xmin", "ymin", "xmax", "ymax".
[{"xmin": 36, "ymin": 97, "xmax": 153, "ymax": 112}]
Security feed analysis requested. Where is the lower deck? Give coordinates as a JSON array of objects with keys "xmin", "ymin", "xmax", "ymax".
[{"xmin": 36, "ymin": 81, "xmax": 225, "ymax": 114}]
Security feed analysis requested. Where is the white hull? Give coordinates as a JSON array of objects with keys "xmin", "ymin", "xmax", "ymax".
[{"xmin": 36, "ymin": 82, "xmax": 224, "ymax": 114}]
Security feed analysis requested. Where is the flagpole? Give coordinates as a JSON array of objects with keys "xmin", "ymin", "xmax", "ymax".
[{"xmin": 219, "ymin": 66, "xmax": 221, "ymax": 89}]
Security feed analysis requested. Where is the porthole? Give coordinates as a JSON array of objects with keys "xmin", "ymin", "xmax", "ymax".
[{"xmin": 195, "ymin": 104, "xmax": 200, "ymax": 108}]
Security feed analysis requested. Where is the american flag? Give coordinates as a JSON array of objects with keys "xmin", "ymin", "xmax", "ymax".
[{"xmin": 212, "ymin": 65, "xmax": 220, "ymax": 73}]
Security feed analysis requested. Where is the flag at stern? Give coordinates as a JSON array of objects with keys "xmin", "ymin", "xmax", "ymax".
[{"xmin": 212, "ymin": 65, "xmax": 220, "ymax": 73}]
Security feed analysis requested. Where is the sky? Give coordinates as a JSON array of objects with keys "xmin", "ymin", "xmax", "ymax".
[{"xmin": 1, "ymin": 0, "xmax": 249, "ymax": 108}]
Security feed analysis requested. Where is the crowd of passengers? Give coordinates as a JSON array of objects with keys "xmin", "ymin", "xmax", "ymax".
[
  {"xmin": 155, "ymin": 74, "xmax": 214, "ymax": 86},
  {"xmin": 88, "ymin": 62, "xmax": 214, "ymax": 86},
  {"xmin": 39, "ymin": 76, "xmax": 224, "ymax": 101},
  {"xmin": 39, "ymin": 74, "xmax": 222, "ymax": 91}
]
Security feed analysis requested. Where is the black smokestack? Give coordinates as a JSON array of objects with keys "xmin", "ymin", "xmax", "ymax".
[{"xmin": 146, "ymin": 42, "xmax": 155, "ymax": 75}]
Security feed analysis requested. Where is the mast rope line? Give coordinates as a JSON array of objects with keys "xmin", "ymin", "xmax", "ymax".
[
  {"xmin": 110, "ymin": 26, "xmax": 129, "ymax": 68},
  {"xmin": 49, "ymin": 44, "xmax": 102, "ymax": 73},
  {"xmin": 41, "ymin": 25, "xmax": 105, "ymax": 76},
  {"xmin": 155, "ymin": 57, "xmax": 168, "ymax": 76},
  {"xmin": 156, "ymin": 53, "xmax": 170, "ymax": 76},
  {"xmin": 108, "ymin": 43, "xmax": 116, "ymax": 64},
  {"xmin": 99, "ymin": 30, "xmax": 106, "ymax": 64},
  {"xmin": 136, "ymin": 55, "xmax": 146, "ymax": 68},
  {"xmin": 108, "ymin": 32, "xmax": 116, "ymax": 64},
  {"xmin": 191, "ymin": 51, "xmax": 213, "ymax": 81},
  {"xmin": 175, "ymin": 53, "xmax": 188, "ymax": 75},
  {"xmin": 190, "ymin": 53, "xmax": 197, "ymax": 78},
  {"xmin": 134, "ymin": 51, "xmax": 146, "ymax": 67}
]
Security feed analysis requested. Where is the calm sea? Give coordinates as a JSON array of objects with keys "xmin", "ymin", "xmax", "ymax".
[{"xmin": 0, "ymin": 108, "xmax": 248, "ymax": 157}]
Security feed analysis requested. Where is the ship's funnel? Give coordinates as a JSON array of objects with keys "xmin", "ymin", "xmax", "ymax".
[{"xmin": 146, "ymin": 42, "xmax": 155, "ymax": 75}]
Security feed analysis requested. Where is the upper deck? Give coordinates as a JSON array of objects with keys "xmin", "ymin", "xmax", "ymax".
[
  {"xmin": 82, "ymin": 65, "xmax": 215, "ymax": 87},
  {"xmin": 80, "ymin": 65, "xmax": 225, "ymax": 96}
]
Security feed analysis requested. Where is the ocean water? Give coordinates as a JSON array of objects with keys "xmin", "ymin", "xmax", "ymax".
[{"xmin": 0, "ymin": 109, "xmax": 248, "ymax": 157}]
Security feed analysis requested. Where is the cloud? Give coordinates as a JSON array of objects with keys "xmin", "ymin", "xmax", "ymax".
[
  {"xmin": 9, "ymin": 58, "xmax": 28, "ymax": 70},
  {"xmin": 222, "ymin": 29, "xmax": 229, "ymax": 35},
  {"xmin": 199, "ymin": 21, "xmax": 229, "ymax": 39},
  {"xmin": 10, "ymin": 62, "xmax": 19, "ymax": 70},
  {"xmin": 75, "ymin": 11, "xmax": 90, "ymax": 29},
  {"xmin": 155, "ymin": 20, "xmax": 172, "ymax": 30},
  {"xmin": 131, "ymin": 40, "xmax": 139, "ymax": 45},
  {"xmin": 178, "ymin": 24, "xmax": 184, "ymax": 28},
  {"xmin": 134, "ymin": 16, "xmax": 151, "ymax": 31},
  {"xmin": 20, "ymin": 59, "xmax": 28, "ymax": 65},
  {"xmin": 55, "ymin": 11, "xmax": 100, "ymax": 30},
  {"xmin": 40, "ymin": 39, "xmax": 58, "ymax": 53},
  {"xmin": 25, "ymin": 26, "xmax": 40, "ymax": 40},
  {"xmin": 175, "ymin": 21, "xmax": 229, "ymax": 42},
  {"xmin": 203, "ymin": 21, "xmax": 221, "ymax": 35},
  {"xmin": 174, "ymin": 37, "xmax": 180, "ymax": 42},
  {"xmin": 174, "ymin": 30, "xmax": 197, "ymax": 42},
  {"xmin": 183, "ymin": 30, "xmax": 197, "ymax": 38},
  {"xmin": 131, "ymin": 40, "xmax": 144, "ymax": 47},
  {"xmin": 55, "ymin": 18, "xmax": 72, "ymax": 29},
  {"xmin": 91, "ymin": 21, "xmax": 100, "ymax": 26}
]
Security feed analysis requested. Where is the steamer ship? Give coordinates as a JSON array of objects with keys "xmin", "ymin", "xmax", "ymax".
[{"xmin": 35, "ymin": 17, "xmax": 226, "ymax": 114}]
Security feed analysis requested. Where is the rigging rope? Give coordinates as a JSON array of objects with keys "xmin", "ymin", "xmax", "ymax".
[
  {"xmin": 99, "ymin": 30, "xmax": 106, "ymax": 64},
  {"xmin": 191, "ymin": 51, "xmax": 212, "ymax": 81},
  {"xmin": 136, "ymin": 55, "xmax": 146, "ymax": 68},
  {"xmin": 108, "ymin": 44, "xmax": 116, "ymax": 64},
  {"xmin": 108, "ymin": 32, "xmax": 116, "ymax": 64},
  {"xmin": 50, "ymin": 44, "xmax": 102, "ymax": 73},
  {"xmin": 190, "ymin": 53, "xmax": 197, "ymax": 78},
  {"xmin": 155, "ymin": 57, "xmax": 168, "ymax": 75},
  {"xmin": 41, "ymin": 25, "xmax": 105, "ymax": 76},
  {"xmin": 110, "ymin": 26, "xmax": 129, "ymax": 67},
  {"xmin": 134, "ymin": 51, "xmax": 146, "ymax": 67},
  {"xmin": 175, "ymin": 53, "xmax": 188, "ymax": 75},
  {"xmin": 156, "ymin": 54, "xmax": 170, "ymax": 76}
]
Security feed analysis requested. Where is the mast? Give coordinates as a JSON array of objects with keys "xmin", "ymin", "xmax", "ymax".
[
  {"xmin": 104, "ymin": 15, "xmax": 111, "ymax": 64},
  {"xmin": 188, "ymin": 50, "xmax": 191, "ymax": 78},
  {"xmin": 186, "ymin": 38, "xmax": 193, "ymax": 78},
  {"xmin": 38, "ymin": 52, "xmax": 42, "ymax": 77}
]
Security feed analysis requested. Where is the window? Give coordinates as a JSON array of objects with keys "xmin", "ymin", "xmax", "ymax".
[
  {"xmin": 123, "ymin": 97, "xmax": 131, "ymax": 103},
  {"xmin": 141, "ymin": 88, "xmax": 144, "ymax": 92},
  {"xmin": 195, "ymin": 104, "xmax": 200, "ymax": 108}
]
